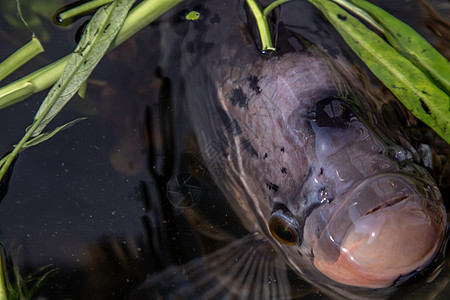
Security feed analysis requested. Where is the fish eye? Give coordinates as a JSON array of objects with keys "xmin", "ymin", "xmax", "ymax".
[
  {"xmin": 269, "ymin": 206, "xmax": 300, "ymax": 246},
  {"xmin": 314, "ymin": 98, "xmax": 358, "ymax": 128}
]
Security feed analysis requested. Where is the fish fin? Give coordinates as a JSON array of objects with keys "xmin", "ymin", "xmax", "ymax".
[{"xmin": 131, "ymin": 233, "xmax": 292, "ymax": 299}]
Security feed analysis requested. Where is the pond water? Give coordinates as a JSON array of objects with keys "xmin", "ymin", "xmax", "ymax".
[{"xmin": 0, "ymin": 0, "xmax": 449, "ymax": 299}]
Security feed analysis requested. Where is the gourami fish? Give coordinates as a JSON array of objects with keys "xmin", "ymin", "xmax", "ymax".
[{"xmin": 133, "ymin": 0, "xmax": 448, "ymax": 298}]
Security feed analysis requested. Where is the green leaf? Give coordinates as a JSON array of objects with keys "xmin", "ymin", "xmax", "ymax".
[
  {"xmin": 329, "ymin": 0, "xmax": 382, "ymax": 32},
  {"xmin": 344, "ymin": 0, "xmax": 450, "ymax": 96},
  {"xmin": 0, "ymin": 0, "xmax": 135, "ymax": 181},
  {"xmin": 21, "ymin": 118, "xmax": 87, "ymax": 150},
  {"xmin": 0, "ymin": 245, "xmax": 58, "ymax": 299},
  {"xmin": 309, "ymin": 0, "xmax": 450, "ymax": 143},
  {"xmin": 0, "ymin": 247, "xmax": 7, "ymax": 300},
  {"xmin": 32, "ymin": 0, "xmax": 136, "ymax": 137},
  {"xmin": 0, "ymin": 0, "xmax": 183, "ymax": 110},
  {"xmin": 24, "ymin": 264, "xmax": 58, "ymax": 297}
]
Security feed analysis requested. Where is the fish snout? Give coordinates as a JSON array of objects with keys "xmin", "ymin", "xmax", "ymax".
[{"xmin": 312, "ymin": 173, "xmax": 446, "ymax": 288}]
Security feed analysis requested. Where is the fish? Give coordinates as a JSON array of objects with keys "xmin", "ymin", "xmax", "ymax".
[{"xmin": 132, "ymin": 0, "xmax": 448, "ymax": 299}]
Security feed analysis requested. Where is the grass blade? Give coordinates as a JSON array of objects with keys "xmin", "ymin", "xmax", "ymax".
[
  {"xmin": 331, "ymin": 0, "xmax": 382, "ymax": 32},
  {"xmin": 309, "ymin": 0, "xmax": 450, "ymax": 143},
  {"xmin": 0, "ymin": 247, "xmax": 7, "ymax": 300},
  {"xmin": 22, "ymin": 118, "xmax": 87, "ymax": 150}
]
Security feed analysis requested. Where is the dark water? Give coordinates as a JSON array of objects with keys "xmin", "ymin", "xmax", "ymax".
[{"xmin": 0, "ymin": 0, "xmax": 449, "ymax": 299}]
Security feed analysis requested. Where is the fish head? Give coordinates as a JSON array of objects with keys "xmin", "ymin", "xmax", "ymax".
[
  {"xmin": 208, "ymin": 44, "xmax": 446, "ymax": 292},
  {"xmin": 263, "ymin": 60, "xmax": 448, "ymax": 290}
]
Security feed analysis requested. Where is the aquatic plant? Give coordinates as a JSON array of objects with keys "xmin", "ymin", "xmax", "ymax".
[
  {"xmin": 0, "ymin": 244, "xmax": 57, "ymax": 299},
  {"xmin": 247, "ymin": 0, "xmax": 450, "ymax": 143},
  {"xmin": 0, "ymin": 0, "xmax": 448, "ymax": 193},
  {"xmin": 0, "ymin": 0, "xmax": 182, "ymax": 183},
  {"xmin": 0, "ymin": 0, "xmax": 448, "ymax": 298}
]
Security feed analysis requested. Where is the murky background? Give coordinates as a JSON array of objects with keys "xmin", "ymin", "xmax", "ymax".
[{"xmin": 0, "ymin": 0, "xmax": 449, "ymax": 299}]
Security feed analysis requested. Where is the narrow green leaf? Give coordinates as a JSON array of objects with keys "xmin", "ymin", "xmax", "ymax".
[
  {"xmin": 0, "ymin": 0, "xmax": 135, "ymax": 181},
  {"xmin": 330, "ymin": 0, "xmax": 382, "ymax": 32},
  {"xmin": 0, "ymin": 0, "xmax": 183, "ymax": 110},
  {"xmin": 78, "ymin": 80, "xmax": 88, "ymax": 99},
  {"xmin": 309, "ymin": 0, "xmax": 450, "ymax": 143},
  {"xmin": 344, "ymin": 0, "xmax": 450, "ymax": 95},
  {"xmin": 0, "ymin": 248, "xmax": 7, "ymax": 300},
  {"xmin": 33, "ymin": 0, "xmax": 136, "ymax": 137},
  {"xmin": 25, "ymin": 265, "xmax": 58, "ymax": 296},
  {"xmin": 21, "ymin": 118, "xmax": 87, "ymax": 150}
]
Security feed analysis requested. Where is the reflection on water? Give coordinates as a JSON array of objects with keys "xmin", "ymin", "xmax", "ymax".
[{"xmin": 0, "ymin": 0, "xmax": 449, "ymax": 299}]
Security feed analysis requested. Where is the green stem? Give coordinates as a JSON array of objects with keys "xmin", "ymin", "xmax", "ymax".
[
  {"xmin": 263, "ymin": 0, "xmax": 292, "ymax": 17},
  {"xmin": 0, "ymin": 0, "xmax": 185, "ymax": 180},
  {"xmin": 0, "ymin": 36, "xmax": 44, "ymax": 82},
  {"xmin": 0, "ymin": 57, "xmax": 68, "ymax": 110},
  {"xmin": 57, "ymin": 0, "xmax": 114, "ymax": 22},
  {"xmin": 0, "ymin": 107, "xmax": 39, "ymax": 180},
  {"xmin": 110, "ymin": 0, "xmax": 183, "ymax": 49},
  {"xmin": 246, "ymin": 0, "xmax": 276, "ymax": 52},
  {"xmin": 0, "ymin": 0, "xmax": 183, "ymax": 110}
]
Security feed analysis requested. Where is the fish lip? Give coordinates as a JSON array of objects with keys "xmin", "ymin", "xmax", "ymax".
[
  {"xmin": 308, "ymin": 170, "xmax": 444, "ymax": 263},
  {"xmin": 362, "ymin": 194, "xmax": 409, "ymax": 216},
  {"xmin": 334, "ymin": 170, "xmax": 441, "ymax": 213},
  {"xmin": 308, "ymin": 170, "xmax": 446, "ymax": 288}
]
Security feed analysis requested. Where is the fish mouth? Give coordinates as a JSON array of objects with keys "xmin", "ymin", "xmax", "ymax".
[{"xmin": 310, "ymin": 172, "xmax": 446, "ymax": 288}]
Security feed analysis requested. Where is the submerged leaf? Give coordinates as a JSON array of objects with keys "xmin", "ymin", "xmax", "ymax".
[
  {"xmin": 0, "ymin": 0, "xmax": 135, "ymax": 182},
  {"xmin": 0, "ymin": 247, "xmax": 7, "ymax": 300},
  {"xmin": 21, "ymin": 117, "xmax": 87, "ymax": 150},
  {"xmin": 32, "ymin": 0, "xmax": 136, "ymax": 137},
  {"xmin": 344, "ymin": 0, "xmax": 450, "ymax": 96},
  {"xmin": 309, "ymin": 0, "xmax": 450, "ymax": 143},
  {"xmin": 0, "ymin": 245, "xmax": 57, "ymax": 299}
]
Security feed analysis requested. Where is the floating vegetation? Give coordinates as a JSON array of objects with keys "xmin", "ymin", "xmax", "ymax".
[
  {"xmin": 247, "ymin": 0, "xmax": 450, "ymax": 143},
  {"xmin": 0, "ymin": 0, "xmax": 183, "ymax": 183},
  {"xmin": 0, "ymin": 244, "xmax": 58, "ymax": 299},
  {"xmin": 1, "ymin": 0, "xmax": 448, "ymax": 182},
  {"xmin": 0, "ymin": 0, "xmax": 448, "ymax": 298},
  {"xmin": 185, "ymin": 10, "xmax": 200, "ymax": 21}
]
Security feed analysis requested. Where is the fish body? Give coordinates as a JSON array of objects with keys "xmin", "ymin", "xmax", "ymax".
[{"xmin": 134, "ymin": 0, "xmax": 448, "ymax": 298}]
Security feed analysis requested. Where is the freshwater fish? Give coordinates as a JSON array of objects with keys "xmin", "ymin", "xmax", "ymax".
[{"xmin": 132, "ymin": 0, "xmax": 448, "ymax": 298}]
